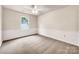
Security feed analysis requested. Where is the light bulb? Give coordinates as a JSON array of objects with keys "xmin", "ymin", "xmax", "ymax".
[
  {"xmin": 32, "ymin": 5, "xmax": 38, "ymax": 15},
  {"xmin": 32, "ymin": 9, "xmax": 38, "ymax": 15}
]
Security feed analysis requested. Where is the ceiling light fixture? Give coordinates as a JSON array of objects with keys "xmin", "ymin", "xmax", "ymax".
[{"xmin": 32, "ymin": 5, "xmax": 38, "ymax": 15}]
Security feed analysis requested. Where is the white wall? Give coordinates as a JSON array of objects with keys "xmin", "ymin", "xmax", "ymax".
[
  {"xmin": 77, "ymin": 6, "xmax": 79, "ymax": 45},
  {"xmin": 0, "ymin": 5, "xmax": 2, "ymax": 46},
  {"xmin": 2, "ymin": 8, "xmax": 38, "ymax": 41},
  {"xmin": 38, "ymin": 6, "xmax": 78, "ymax": 46}
]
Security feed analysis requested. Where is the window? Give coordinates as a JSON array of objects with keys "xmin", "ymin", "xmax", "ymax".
[{"xmin": 21, "ymin": 16, "xmax": 29, "ymax": 30}]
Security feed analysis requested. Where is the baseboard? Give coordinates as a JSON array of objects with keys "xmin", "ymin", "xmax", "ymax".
[
  {"xmin": 38, "ymin": 33, "xmax": 79, "ymax": 47},
  {"xmin": 3, "ymin": 33, "xmax": 38, "ymax": 42}
]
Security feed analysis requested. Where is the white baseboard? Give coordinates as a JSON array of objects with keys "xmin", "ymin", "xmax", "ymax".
[
  {"xmin": 39, "ymin": 29, "xmax": 78, "ymax": 46},
  {"xmin": 3, "ymin": 29, "xmax": 37, "ymax": 41}
]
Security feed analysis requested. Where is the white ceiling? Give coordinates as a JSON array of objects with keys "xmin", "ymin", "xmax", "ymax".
[{"xmin": 3, "ymin": 5, "xmax": 68, "ymax": 16}]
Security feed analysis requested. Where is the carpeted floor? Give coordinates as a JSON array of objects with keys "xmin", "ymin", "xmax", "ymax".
[{"xmin": 0, "ymin": 35, "xmax": 79, "ymax": 54}]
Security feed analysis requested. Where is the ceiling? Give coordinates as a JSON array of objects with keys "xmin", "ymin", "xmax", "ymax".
[{"xmin": 3, "ymin": 5, "xmax": 68, "ymax": 16}]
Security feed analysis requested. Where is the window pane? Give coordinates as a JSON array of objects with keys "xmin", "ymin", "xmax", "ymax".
[{"xmin": 21, "ymin": 16, "xmax": 29, "ymax": 30}]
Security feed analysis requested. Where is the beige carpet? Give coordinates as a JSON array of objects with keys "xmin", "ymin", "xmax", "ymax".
[{"xmin": 0, "ymin": 35, "xmax": 79, "ymax": 54}]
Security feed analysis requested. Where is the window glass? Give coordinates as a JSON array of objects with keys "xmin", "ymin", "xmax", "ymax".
[{"xmin": 21, "ymin": 16, "xmax": 29, "ymax": 30}]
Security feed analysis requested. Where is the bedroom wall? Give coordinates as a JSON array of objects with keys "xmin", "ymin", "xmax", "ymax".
[
  {"xmin": 2, "ymin": 8, "xmax": 38, "ymax": 41},
  {"xmin": 38, "ymin": 6, "xmax": 78, "ymax": 46},
  {"xmin": 77, "ymin": 6, "xmax": 79, "ymax": 45},
  {"xmin": 0, "ymin": 5, "xmax": 2, "ymax": 46}
]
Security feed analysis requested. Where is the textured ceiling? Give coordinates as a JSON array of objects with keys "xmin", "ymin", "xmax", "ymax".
[{"xmin": 3, "ymin": 5, "xmax": 68, "ymax": 16}]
